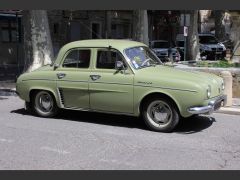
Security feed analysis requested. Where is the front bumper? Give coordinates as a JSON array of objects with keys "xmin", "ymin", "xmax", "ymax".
[{"xmin": 187, "ymin": 94, "xmax": 227, "ymax": 115}]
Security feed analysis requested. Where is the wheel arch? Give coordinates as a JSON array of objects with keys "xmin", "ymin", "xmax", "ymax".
[
  {"xmin": 28, "ymin": 88, "xmax": 61, "ymax": 108},
  {"xmin": 138, "ymin": 91, "xmax": 181, "ymax": 116}
]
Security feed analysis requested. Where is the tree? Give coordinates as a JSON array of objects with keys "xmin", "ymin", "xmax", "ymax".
[
  {"xmin": 132, "ymin": 10, "xmax": 149, "ymax": 46},
  {"xmin": 214, "ymin": 10, "xmax": 227, "ymax": 41},
  {"xmin": 23, "ymin": 10, "xmax": 54, "ymax": 72},
  {"xmin": 199, "ymin": 10, "xmax": 212, "ymax": 33},
  {"xmin": 186, "ymin": 10, "xmax": 200, "ymax": 60}
]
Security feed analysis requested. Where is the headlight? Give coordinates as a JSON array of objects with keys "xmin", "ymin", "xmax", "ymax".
[
  {"xmin": 221, "ymin": 81, "xmax": 225, "ymax": 90},
  {"xmin": 207, "ymin": 85, "xmax": 211, "ymax": 99}
]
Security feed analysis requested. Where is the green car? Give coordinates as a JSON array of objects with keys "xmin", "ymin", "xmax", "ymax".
[{"xmin": 16, "ymin": 39, "xmax": 227, "ymax": 132}]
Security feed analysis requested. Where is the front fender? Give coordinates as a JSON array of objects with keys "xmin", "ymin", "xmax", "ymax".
[{"xmin": 134, "ymin": 86, "xmax": 201, "ymax": 118}]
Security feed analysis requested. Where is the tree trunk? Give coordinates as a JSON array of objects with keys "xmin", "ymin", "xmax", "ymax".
[
  {"xmin": 215, "ymin": 10, "xmax": 227, "ymax": 41},
  {"xmin": 186, "ymin": 10, "xmax": 200, "ymax": 60},
  {"xmin": 23, "ymin": 10, "xmax": 54, "ymax": 72},
  {"xmin": 199, "ymin": 10, "xmax": 212, "ymax": 33},
  {"xmin": 132, "ymin": 10, "xmax": 149, "ymax": 46}
]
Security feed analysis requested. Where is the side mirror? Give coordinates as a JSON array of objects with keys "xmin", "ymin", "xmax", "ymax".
[{"xmin": 115, "ymin": 61, "xmax": 124, "ymax": 70}]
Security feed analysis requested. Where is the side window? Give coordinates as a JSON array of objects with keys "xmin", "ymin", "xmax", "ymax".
[
  {"xmin": 62, "ymin": 49, "xmax": 90, "ymax": 68},
  {"xmin": 96, "ymin": 50, "xmax": 125, "ymax": 69}
]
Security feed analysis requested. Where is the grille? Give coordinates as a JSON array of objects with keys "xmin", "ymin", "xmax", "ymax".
[
  {"xmin": 211, "ymin": 48, "xmax": 223, "ymax": 51},
  {"xmin": 58, "ymin": 88, "xmax": 65, "ymax": 107}
]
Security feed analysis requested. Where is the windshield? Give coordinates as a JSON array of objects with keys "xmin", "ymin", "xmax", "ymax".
[
  {"xmin": 124, "ymin": 46, "xmax": 162, "ymax": 69},
  {"xmin": 199, "ymin": 35, "xmax": 219, "ymax": 44},
  {"xmin": 152, "ymin": 41, "xmax": 169, "ymax": 48}
]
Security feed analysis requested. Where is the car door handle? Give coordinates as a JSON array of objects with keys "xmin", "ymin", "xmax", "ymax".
[
  {"xmin": 90, "ymin": 75, "xmax": 101, "ymax": 81},
  {"xmin": 57, "ymin": 73, "xmax": 66, "ymax": 79}
]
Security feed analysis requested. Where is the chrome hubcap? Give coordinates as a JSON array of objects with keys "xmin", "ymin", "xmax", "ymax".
[
  {"xmin": 35, "ymin": 92, "xmax": 53, "ymax": 113},
  {"xmin": 147, "ymin": 100, "xmax": 172, "ymax": 126}
]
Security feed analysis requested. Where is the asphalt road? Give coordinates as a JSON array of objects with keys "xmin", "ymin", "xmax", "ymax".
[{"xmin": 0, "ymin": 95, "xmax": 240, "ymax": 170}]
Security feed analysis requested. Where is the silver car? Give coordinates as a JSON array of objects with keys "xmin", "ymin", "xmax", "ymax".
[{"xmin": 149, "ymin": 40, "xmax": 181, "ymax": 62}]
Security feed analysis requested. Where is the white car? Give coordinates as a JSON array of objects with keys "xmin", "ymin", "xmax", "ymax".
[
  {"xmin": 149, "ymin": 40, "xmax": 181, "ymax": 62},
  {"xmin": 199, "ymin": 34, "xmax": 226, "ymax": 60}
]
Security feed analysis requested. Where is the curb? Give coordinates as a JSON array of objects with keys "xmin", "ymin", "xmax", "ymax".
[{"xmin": 216, "ymin": 107, "xmax": 240, "ymax": 115}]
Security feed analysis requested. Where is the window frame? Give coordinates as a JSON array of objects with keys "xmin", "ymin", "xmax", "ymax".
[
  {"xmin": 60, "ymin": 48, "xmax": 92, "ymax": 69},
  {"xmin": 95, "ymin": 48, "xmax": 128, "ymax": 70}
]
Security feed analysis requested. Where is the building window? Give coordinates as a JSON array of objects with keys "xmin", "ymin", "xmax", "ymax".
[{"xmin": 1, "ymin": 19, "xmax": 20, "ymax": 43}]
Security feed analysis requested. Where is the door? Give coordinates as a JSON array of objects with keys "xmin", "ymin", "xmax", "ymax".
[
  {"xmin": 89, "ymin": 48, "xmax": 134, "ymax": 114},
  {"xmin": 56, "ymin": 48, "xmax": 91, "ymax": 109},
  {"xmin": 70, "ymin": 22, "xmax": 81, "ymax": 41},
  {"xmin": 91, "ymin": 22, "xmax": 101, "ymax": 39}
]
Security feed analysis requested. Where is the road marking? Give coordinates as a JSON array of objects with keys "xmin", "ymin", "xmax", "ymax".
[
  {"xmin": 40, "ymin": 146, "xmax": 70, "ymax": 155},
  {"xmin": 0, "ymin": 138, "xmax": 14, "ymax": 143}
]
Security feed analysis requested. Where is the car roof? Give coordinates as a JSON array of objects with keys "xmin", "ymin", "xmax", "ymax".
[
  {"xmin": 198, "ymin": 33, "xmax": 215, "ymax": 36},
  {"xmin": 61, "ymin": 39, "xmax": 147, "ymax": 52},
  {"xmin": 150, "ymin": 40, "xmax": 168, "ymax": 43},
  {"xmin": 54, "ymin": 39, "xmax": 147, "ymax": 65}
]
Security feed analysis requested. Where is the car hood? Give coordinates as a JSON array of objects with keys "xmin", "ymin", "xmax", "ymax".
[
  {"xmin": 134, "ymin": 65, "xmax": 223, "ymax": 97},
  {"xmin": 153, "ymin": 48, "xmax": 177, "ymax": 52},
  {"xmin": 200, "ymin": 43, "xmax": 225, "ymax": 49}
]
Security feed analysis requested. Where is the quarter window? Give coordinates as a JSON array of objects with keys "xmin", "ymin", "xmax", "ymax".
[
  {"xmin": 96, "ymin": 50, "xmax": 125, "ymax": 69},
  {"xmin": 62, "ymin": 49, "xmax": 90, "ymax": 68}
]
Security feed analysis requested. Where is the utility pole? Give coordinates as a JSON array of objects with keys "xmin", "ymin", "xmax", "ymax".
[
  {"xmin": 183, "ymin": 10, "xmax": 187, "ymax": 61},
  {"xmin": 167, "ymin": 11, "xmax": 173, "ymax": 63}
]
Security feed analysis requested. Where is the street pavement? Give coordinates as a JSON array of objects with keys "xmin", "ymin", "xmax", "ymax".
[{"xmin": 0, "ymin": 95, "xmax": 240, "ymax": 170}]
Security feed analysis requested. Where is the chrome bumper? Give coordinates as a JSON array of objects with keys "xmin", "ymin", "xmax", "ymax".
[{"xmin": 187, "ymin": 95, "xmax": 227, "ymax": 115}]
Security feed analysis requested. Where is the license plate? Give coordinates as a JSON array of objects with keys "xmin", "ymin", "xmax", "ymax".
[{"xmin": 215, "ymin": 52, "xmax": 222, "ymax": 54}]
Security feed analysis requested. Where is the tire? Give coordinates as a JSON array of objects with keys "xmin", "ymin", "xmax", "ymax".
[
  {"xmin": 24, "ymin": 101, "xmax": 32, "ymax": 113},
  {"xmin": 142, "ymin": 96, "xmax": 179, "ymax": 132},
  {"xmin": 31, "ymin": 90, "xmax": 59, "ymax": 118}
]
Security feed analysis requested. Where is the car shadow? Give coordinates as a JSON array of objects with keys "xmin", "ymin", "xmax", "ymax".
[
  {"xmin": 11, "ymin": 108, "xmax": 215, "ymax": 133},
  {"xmin": 175, "ymin": 115, "xmax": 216, "ymax": 134}
]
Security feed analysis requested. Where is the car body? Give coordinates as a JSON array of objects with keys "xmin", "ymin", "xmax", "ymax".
[
  {"xmin": 16, "ymin": 39, "xmax": 226, "ymax": 132},
  {"xmin": 199, "ymin": 33, "xmax": 226, "ymax": 60},
  {"xmin": 149, "ymin": 40, "xmax": 181, "ymax": 62}
]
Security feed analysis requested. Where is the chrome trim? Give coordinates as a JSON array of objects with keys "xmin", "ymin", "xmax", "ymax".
[
  {"xmin": 22, "ymin": 79, "xmax": 55, "ymax": 82},
  {"xmin": 62, "ymin": 107, "xmax": 135, "ymax": 116},
  {"xmin": 57, "ymin": 88, "xmax": 65, "ymax": 108},
  {"xmin": 134, "ymin": 84, "xmax": 197, "ymax": 93},
  {"xmin": 187, "ymin": 94, "xmax": 227, "ymax": 115}
]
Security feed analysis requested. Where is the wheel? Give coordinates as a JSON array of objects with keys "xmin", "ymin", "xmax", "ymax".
[
  {"xmin": 31, "ymin": 90, "xmax": 59, "ymax": 117},
  {"xmin": 142, "ymin": 96, "xmax": 179, "ymax": 132}
]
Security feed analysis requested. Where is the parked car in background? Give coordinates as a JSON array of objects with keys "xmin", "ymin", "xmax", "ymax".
[
  {"xmin": 16, "ymin": 39, "xmax": 226, "ymax": 132},
  {"xmin": 199, "ymin": 33, "xmax": 226, "ymax": 60},
  {"xmin": 149, "ymin": 40, "xmax": 181, "ymax": 62}
]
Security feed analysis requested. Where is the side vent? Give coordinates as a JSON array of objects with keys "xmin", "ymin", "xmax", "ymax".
[{"xmin": 58, "ymin": 88, "xmax": 65, "ymax": 107}]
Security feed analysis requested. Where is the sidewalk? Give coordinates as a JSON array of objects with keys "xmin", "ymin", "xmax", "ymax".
[
  {"xmin": 0, "ymin": 81, "xmax": 17, "ymax": 96},
  {"xmin": 216, "ymin": 98, "xmax": 240, "ymax": 115},
  {"xmin": 0, "ymin": 81, "xmax": 16, "ymax": 91},
  {"xmin": 1, "ymin": 81, "xmax": 240, "ymax": 115}
]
